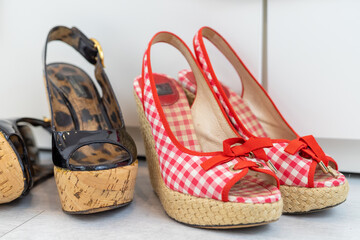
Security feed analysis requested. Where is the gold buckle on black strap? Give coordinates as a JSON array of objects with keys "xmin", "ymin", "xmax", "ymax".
[
  {"xmin": 90, "ymin": 38, "xmax": 105, "ymax": 67},
  {"xmin": 43, "ymin": 117, "xmax": 51, "ymax": 123}
]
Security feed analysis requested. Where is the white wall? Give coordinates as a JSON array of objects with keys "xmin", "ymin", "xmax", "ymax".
[
  {"xmin": 267, "ymin": 0, "xmax": 360, "ymax": 140},
  {"xmin": 0, "ymin": 0, "xmax": 262, "ymax": 127}
]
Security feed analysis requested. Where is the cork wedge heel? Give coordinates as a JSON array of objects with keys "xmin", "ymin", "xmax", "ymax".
[
  {"xmin": 0, "ymin": 132, "xmax": 25, "ymax": 203},
  {"xmin": 134, "ymin": 31, "xmax": 283, "ymax": 228},
  {"xmin": 0, "ymin": 118, "xmax": 53, "ymax": 204},
  {"xmin": 177, "ymin": 26, "xmax": 349, "ymax": 214},
  {"xmin": 44, "ymin": 26, "xmax": 138, "ymax": 214},
  {"xmin": 54, "ymin": 161, "xmax": 138, "ymax": 214},
  {"xmin": 134, "ymin": 93, "xmax": 282, "ymax": 228}
]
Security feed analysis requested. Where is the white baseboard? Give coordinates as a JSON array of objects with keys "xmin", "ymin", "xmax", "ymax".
[
  {"xmin": 316, "ymin": 138, "xmax": 360, "ymax": 173},
  {"xmin": 32, "ymin": 126, "xmax": 360, "ymax": 173}
]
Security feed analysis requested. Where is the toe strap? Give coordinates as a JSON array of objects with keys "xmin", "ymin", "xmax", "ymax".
[{"xmin": 52, "ymin": 128, "xmax": 136, "ymax": 170}]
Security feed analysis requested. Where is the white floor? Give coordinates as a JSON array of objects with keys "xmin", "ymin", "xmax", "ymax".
[{"xmin": 0, "ymin": 160, "xmax": 358, "ymax": 240}]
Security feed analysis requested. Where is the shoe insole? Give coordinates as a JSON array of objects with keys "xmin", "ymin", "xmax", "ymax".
[
  {"xmin": 154, "ymin": 74, "xmax": 201, "ymax": 152},
  {"xmin": 179, "ymin": 69, "xmax": 268, "ymax": 138},
  {"xmin": 228, "ymin": 175, "xmax": 280, "ymax": 203},
  {"xmin": 46, "ymin": 63, "xmax": 129, "ymax": 167},
  {"xmin": 313, "ymin": 167, "xmax": 345, "ymax": 187}
]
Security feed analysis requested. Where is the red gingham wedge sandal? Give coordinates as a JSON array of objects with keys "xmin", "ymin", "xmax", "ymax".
[
  {"xmin": 178, "ymin": 26, "xmax": 349, "ymax": 214},
  {"xmin": 133, "ymin": 32, "xmax": 282, "ymax": 228}
]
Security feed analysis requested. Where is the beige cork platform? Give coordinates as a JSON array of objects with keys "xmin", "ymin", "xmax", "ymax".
[
  {"xmin": 280, "ymin": 181, "xmax": 349, "ymax": 214},
  {"xmin": 54, "ymin": 160, "xmax": 138, "ymax": 214},
  {"xmin": 0, "ymin": 132, "xmax": 25, "ymax": 204},
  {"xmin": 134, "ymin": 92, "xmax": 283, "ymax": 229}
]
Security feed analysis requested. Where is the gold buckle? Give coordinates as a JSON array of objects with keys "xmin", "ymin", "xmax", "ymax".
[
  {"xmin": 90, "ymin": 38, "xmax": 105, "ymax": 68},
  {"xmin": 43, "ymin": 117, "xmax": 51, "ymax": 123}
]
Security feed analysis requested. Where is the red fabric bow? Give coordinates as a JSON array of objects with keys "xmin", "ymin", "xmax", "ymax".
[
  {"xmin": 201, "ymin": 137, "xmax": 273, "ymax": 171},
  {"xmin": 284, "ymin": 135, "xmax": 334, "ymax": 171}
]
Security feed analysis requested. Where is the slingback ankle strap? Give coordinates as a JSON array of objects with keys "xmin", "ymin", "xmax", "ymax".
[
  {"xmin": 140, "ymin": 31, "xmax": 238, "ymax": 153},
  {"xmin": 0, "ymin": 118, "xmax": 50, "ymax": 138},
  {"xmin": 16, "ymin": 118, "xmax": 51, "ymax": 132},
  {"xmin": 44, "ymin": 26, "xmax": 100, "ymax": 66},
  {"xmin": 44, "ymin": 26, "xmax": 125, "ymax": 130},
  {"xmin": 140, "ymin": 32, "xmax": 205, "ymax": 105}
]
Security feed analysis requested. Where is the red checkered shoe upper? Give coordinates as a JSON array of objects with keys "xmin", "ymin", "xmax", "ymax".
[
  {"xmin": 134, "ymin": 32, "xmax": 281, "ymax": 204},
  {"xmin": 187, "ymin": 26, "xmax": 346, "ymax": 189}
]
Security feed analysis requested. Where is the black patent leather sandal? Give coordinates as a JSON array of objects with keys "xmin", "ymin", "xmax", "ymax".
[
  {"xmin": 43, "ymin": 26, "xmax": 138, "ymax": 214},
  {"xmin": 0, "ymin": 118, "xmax": 53, "ymax": 204}
]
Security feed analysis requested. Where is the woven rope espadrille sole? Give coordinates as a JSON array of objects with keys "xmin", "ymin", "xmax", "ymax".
[
  {"xmin": 280, "ymin": 181, "xmax": 349, "ymax": 214},
  {"xmin": 134, "ymin": 92, "xmax": 283, "ymax": 229},
  {"xmin": 54, "ymin": 160, "xmax": 138, "ymax": 214},
  {"xmin": 0, "ymin": 132, "xmax": 25, "ymax": 204}
]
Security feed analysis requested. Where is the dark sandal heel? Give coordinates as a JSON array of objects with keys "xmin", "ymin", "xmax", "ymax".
[
  {"xmin": 0, "ymin": 131, "xmax": 25, "ymax": 203},
  {"xmin": 0, "ymin": 118, "xmax": 52, "ymax": 203}
]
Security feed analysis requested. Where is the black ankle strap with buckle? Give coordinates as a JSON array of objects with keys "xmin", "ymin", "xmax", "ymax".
[
  {"xmin": 44, "ymin": 26, "xmax": 125, "ymax": 130},
  {"xmin": 44, "ymin": 26, "xmax": 101, "ymax": 66}
]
